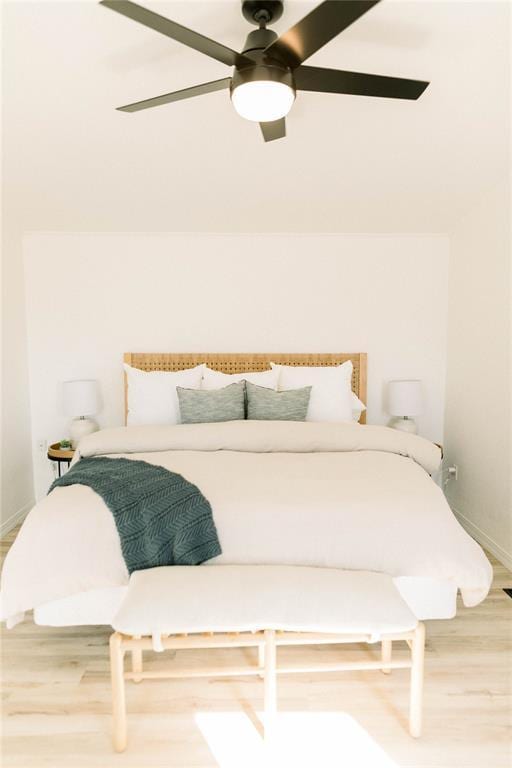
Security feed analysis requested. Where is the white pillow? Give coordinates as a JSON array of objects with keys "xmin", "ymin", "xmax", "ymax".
[
  {"xmin": 201, "ymin": 365, "xmax": 279, "ymax": 391},
  {"xmin": 352, "ymin": 393, "xmax": 367, "ymax": 421},
  {"xmin": 124, "ymin": 363, "xmax": 204, "ymax": 426},
  {"xmin": 271, "ymin": 362, "xmax": 353, "ymax": 423}
]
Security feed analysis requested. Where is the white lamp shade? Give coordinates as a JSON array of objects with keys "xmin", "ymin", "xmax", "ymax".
[
  {"xmin": 63, "ymin": 379, "xmax": 99, "ymax": 417},
  {"xmin": 387, "ymin": 380, "xmax": 423, "ymax": 417}
]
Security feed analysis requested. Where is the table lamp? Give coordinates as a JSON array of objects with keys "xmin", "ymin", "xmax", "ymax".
[
  {"xmin": 387, "ymin": 380, "xmax": 423, "ymax": 434},
  {"xmin": 63, "ymin": 379, "xmax": 100, "ymax": 448}
]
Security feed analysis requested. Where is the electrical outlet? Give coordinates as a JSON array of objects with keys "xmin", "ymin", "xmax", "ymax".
[
  {"xmin": 37, "ymin": 439, "xmax": 47, "ymax": 453},
  {"xmin": 448, "ymin": 465, "xmax": 458, "ymax": 481},
  {"xmin": 441, "ymin": 464, "xmax": 458, "ymax": 491}
]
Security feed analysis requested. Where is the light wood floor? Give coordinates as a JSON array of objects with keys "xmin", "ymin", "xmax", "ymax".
[{"xmin": 1, "ymin": 525, "xmax": 511, "ymax": 768}]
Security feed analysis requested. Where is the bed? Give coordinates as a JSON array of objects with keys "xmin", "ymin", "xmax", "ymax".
[{"xmin": 0, "ymin": 352, "xmax": 492, "ymax": 629}]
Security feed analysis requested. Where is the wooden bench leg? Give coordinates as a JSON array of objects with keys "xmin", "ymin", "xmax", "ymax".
[
  {"xmin": 258, "ymin": 641, "xmax": 265, "ymax": 679},
  {"xmin": 409, "ymin": 622, "xmax": 425, "ymax": 738},
  {"xmin": 110, "ymin": 632, "xmax": 127, "ymax": 752},
  {"xmin": 381, "ymin": 638, "xmax": 392, "ymax": 674},
  {"xmin": 132, "ymin": 635, "xmax": 143, "ymax": 683},
  {"xmin": 264, "ymin": 629, "xmax": 276, "ymax": 741}
]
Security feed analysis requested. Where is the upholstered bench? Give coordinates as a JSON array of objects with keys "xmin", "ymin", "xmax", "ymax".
[{"xmin": 109, "ymin": 565, "xmax": 425, "ymax": 752}]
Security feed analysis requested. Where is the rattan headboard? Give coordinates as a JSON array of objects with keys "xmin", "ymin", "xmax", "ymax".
[{"xmin": 123, "ymin": 352, "xmax": 367, "ymax": 424}]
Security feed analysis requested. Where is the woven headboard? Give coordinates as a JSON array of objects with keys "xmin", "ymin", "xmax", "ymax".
[{"xmin": 123, "ymin": 352, "xmax": 367, "ymax": 424}]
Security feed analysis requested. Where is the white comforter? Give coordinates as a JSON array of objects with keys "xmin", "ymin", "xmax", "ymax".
[{"xmin": 0, "ymin": 421, "xmax": 492, "ymax": 625}]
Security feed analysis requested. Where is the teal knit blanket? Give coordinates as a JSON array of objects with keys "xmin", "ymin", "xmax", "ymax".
[{"xmin": 49, "ymin": 457, "xmax": 221, "ymax": 573}]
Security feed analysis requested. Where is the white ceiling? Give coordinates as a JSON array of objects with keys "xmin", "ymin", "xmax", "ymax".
[{"xmin": 2, "ymin": 0, "xmax": 510, "ymax": 232}]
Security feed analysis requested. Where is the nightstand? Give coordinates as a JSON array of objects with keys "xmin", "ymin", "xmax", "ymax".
[{"xmin": 48, "ymin": 443, "xmax": 75, "ymax": 477}]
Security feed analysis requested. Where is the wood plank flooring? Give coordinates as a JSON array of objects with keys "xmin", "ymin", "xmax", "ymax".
[{"xmin": 1, "ymin": 524, "xmax": 511, "ymax": 767}]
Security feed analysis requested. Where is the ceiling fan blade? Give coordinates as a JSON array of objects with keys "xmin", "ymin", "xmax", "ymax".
[
  {"xmin": 116, "ymin": 77, "xmax": 231, "ymax": 112},
  {"xmin": 295, "ymin": 65, "xmax": 429, "ymax": 100},
  {"xmin": 100, "ymin": 1, "xmax": 251, "ymax": 68},
  {"xmin": 265, "ymin": 0, "xmax": 381, "ymax": 69},
  {"xmin": 259, "ymin": 118, "xmax": 286, "ymax": 142}
]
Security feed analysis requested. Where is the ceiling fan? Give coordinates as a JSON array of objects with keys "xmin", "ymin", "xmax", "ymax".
[{"xmin": 100, "ymin": 0, "xmax": 429, "ymax": 142}]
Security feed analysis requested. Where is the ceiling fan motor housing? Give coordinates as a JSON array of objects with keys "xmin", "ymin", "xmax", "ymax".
[
  {"xmin": 230, "ymin": 60, "xmax": 294, "ymax": 96},
  {"xmin": 242, "ymin": 27, "xmax": 278, "ymax": 54},
  {"xmin": 233, "ymin": 26, "xmax": 295, "ymax": 98}
]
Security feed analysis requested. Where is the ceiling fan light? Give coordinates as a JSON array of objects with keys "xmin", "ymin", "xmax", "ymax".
[{"xmin": 231, "ymin": 80, "xmax": 295, "ymax": 122}]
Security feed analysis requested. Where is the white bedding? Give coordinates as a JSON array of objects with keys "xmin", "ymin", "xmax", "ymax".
[
  {"xmin": 33, "ymin": 578, "xmax": 458, "ymax": 626},
  {"xmin": 1, "ymin": 421, "xmax": 492, "ymax": 626}
]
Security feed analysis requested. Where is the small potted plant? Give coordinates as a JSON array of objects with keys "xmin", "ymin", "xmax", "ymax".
[{"xmin": 59, "ymin": 439, "xmax": 72, "ymax": 451}]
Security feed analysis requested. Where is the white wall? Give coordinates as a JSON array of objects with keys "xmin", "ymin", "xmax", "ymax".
[
  {"xmin": 444, "ymin": 180, "xmax": 512, "ymax": 568},
  {"xmin": 24, "ymin": 232, "xmax": 449, "ymax": 499},
  {"xmin": 1, "ymin": 227, "xmax": 35, "ymax": 535}
]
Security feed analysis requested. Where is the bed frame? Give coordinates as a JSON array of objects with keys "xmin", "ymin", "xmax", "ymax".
[{"xmin": 123, "ymin": 352, "xmax": 367, "ymax": 424}]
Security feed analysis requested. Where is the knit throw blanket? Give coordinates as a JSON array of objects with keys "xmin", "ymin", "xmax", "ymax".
[{"xmin": 49, "ymin": 457, "xmax": 221, "ymax": 573}]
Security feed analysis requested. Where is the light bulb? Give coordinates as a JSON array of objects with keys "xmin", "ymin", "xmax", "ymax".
[{"xmin": 231, "ymin": 80, "xmax": 295, "ymax": 122}]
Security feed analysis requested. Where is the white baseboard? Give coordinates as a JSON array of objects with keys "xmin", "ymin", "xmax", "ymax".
[
  {"xmin": 452, "ymin": 507, "xmax": 512, "ymax": 572},
  {"xmin": 0, "ymin": 501, "xmax": 33, "ymax": 538}
]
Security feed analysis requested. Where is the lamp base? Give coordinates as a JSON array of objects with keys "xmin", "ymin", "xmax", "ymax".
[
  {"xmin": 69, "ymin": 417, "xmax": 98, "ymax": 449},
  {"xmin": 389, "ymin": 417, "xmax": 418, "ymax": 435}
]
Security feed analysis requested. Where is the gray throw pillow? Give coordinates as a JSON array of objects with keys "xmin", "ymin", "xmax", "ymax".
[
  {"xmin": 177, "ymin": 381, "xmax": 245, "ymax": 424},
  {"xmin": 246, "ymin": 381, "xmax": 312, "ymax": 421}
]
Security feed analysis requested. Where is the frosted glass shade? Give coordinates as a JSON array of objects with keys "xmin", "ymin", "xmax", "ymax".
[
  {"xmin": 387, "ymin": 380, "xmax": 423, "ymax": 417},
  {"xmin": 231, "ymin": 81, "xmax": 295, "ymax": 122},
  {"xmin": 63, "ymin": 379, "xmax": 99, "ymax": 417}
]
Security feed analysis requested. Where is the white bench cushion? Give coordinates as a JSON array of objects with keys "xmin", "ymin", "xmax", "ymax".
[{"xmin": 112, "ymin": 566, "xmax": 417, "ymax": 640}]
